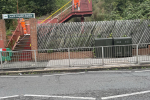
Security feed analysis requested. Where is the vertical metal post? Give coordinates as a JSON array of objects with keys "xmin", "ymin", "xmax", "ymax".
[
  {"xmin": 0, "ymin": 52, "xmax": 3, "ymax": 69},
  {"xmin": 136, "ymin": 44, "xmax": 139, "ymax": 64},
  {"xmin": 102, "ymin": 46, "xmax": 104, "ymax": 65},
  {"xmin": 34, "ymin": 50, "xmax": 37, "ymax": 63},
  {"xmin": 81, "ymin": 16, "xmax": 84, "ymax": 22},
  {"xmin": 61, "ymin": 8, "xmax": 62, "ymax": 20},
  {"xmin": 68, "ymin": 48, "xmax": 71, "ymax": 67}
]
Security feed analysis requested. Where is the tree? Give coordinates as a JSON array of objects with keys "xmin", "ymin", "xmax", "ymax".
[{"xmin": 0, "ymin": 0, "xmax": 56, "ymax": 30}]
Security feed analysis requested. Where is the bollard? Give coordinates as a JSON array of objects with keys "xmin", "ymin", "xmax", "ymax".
[
  {"xmin": 102, "ymin": 46, "xmax": 104, "ymax": 65},
  {"xmin": 0, "ymin": 52, "xmax": 3, "ymax": 69},
  {"xmin": 34, "ymin": 50, "xmax": 37, "ymax": 63},
  {"xmin": 68, "ymin": 48, "xmax": 71, "ymax": 67},
  {"xmin": 136, "ymin": 44, "xmax": 139, "ymax": 64}
]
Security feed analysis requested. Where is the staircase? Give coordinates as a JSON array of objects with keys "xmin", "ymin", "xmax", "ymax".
[
  {"xmin": 12, "ymin": 35, "xmax": 32, "ymax": 61},
  {"xmin": 6, "ymin": 22, "xmax": 32, "ymax": 61},
  {"xmin": 13, "ymin": 35, "xmax": 31, "ymax": 51},
  {"xmin": 38, "ymin": 0, "xmax": 93, "ymax": 24}
]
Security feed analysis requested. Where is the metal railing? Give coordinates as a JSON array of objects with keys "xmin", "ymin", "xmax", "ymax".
[
  {"xmin": 1, "ymin": 43, "xmax": 150, "ymax": 69},
  {"xmin": 40, "ymin": 0, "xmax": 72, "ymax": 24},
  {"xmin": 6, "ymin": 24, "xmax": 20, "ymax": 50},
  {"xmin": 46, "ymin": 5, "xmax": 73, "ymax": 23}
]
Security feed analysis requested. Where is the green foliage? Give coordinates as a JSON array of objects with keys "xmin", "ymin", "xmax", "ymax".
[
  {"xmin": 1, "ymin": 0, "xmax": 150, "ymax": 33},
  {"xmin": 123, "ymin": 0, "xmax": 150, "ymax": 20},
  {"xmin": 86, "ymin": 0, "xmax": 150, "ymax": 21},
  {"xmin": 6, "ymin": 30, "xmax": 12, "ymax": 36},
  {"xmin": 97, "ymin": 34, "xmax": 101, "ymax": 38},
  {"xmin": 123, "ymin": 35, "xmax": 127, "ymax": 37},
  {"xmin": 0, "ymin": 0, "xmax": 63, "ymax": 31},
  {"xmin": 47, "ymin": 49, "xmax": 54, "ymax": 53}
]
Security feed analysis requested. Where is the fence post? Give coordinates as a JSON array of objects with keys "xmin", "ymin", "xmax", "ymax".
[
  {"xmin": 102, "ymin": 46, "xmax": 104, "ymax": 65},
  {"xmin": 0, "ymin": 52, "xmax": 3, "ymax": 69},
  {"xmin": 34, "ymin": 50, "xmax": 37, "ymax": 63},
  {"xmin": 136, "ymin": 44, "xmax": 139, "ymax": 64},
  {"xmin": 68, "ymin": 48, "xmax": 71, "ymax": 67}
]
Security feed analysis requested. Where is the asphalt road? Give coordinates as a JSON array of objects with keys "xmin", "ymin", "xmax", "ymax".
[{"xmin": 1, "ymin": 69, "xmax": 150, "ymax": 100}]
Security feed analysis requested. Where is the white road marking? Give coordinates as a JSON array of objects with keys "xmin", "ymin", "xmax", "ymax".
[
  {"xmin": 135, "ymin": 70, "xmax": 150, "ymax": 73},
  {"xmin": 0, "ymin": 76, "xmax": 39, "ymax": 78},
  {"xmin": 43, "ymin": 73, "xmax": 82, "ymax": 77},
  {"xmin": 101, "ymin": 90, "xmax": 150, "ymax": 100},
  {"xmin": 24, "ymin": 94, "xmax": 96, "ymax": 100},
  {"xmin": 0, "ymin": 95, "xmax": 19, "ymax": 99},
  {"xmin": 135, "ymin": 71, "xmax": 145, "ymax": 73},
  {"xmin": 88, "ymin": 71, "xmax": 132, "ymax": 73},
  {"xmin": 0, "ymin": 73, "xmax": 83, "ymax": 78}
]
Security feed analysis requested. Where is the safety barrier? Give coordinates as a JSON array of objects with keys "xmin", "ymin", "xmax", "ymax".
[
  {"xmin": 0, "ymin": 48, "xmax": 12, "ymax": 62},
  {"xmin": 1, "ymin": 43, "xmax": 150, "ymax": 69}
]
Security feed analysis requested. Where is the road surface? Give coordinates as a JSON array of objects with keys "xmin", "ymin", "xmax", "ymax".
[{"xmin": 1, "ymin": 69, "xmax": 150, "ymax": 100}]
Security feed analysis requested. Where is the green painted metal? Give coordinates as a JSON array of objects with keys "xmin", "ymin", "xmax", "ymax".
[
  {"xmin": 113, "ymin": 37, "xmax": 132, "ymax": 57},
  {"xmin": 95, "ymin": 38, "xmax": 113, "ymax": 58},
  {"xmin": 0, "ymin": 48, "xmax": 12, "ymax": 61},
  {"xmin": 2, "ymin": 13, "xmax": 35, "ymax": 19}
]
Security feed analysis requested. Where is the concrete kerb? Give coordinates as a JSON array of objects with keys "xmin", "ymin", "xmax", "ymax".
[{"xmin": 0, "ymin": 64, "xmax": 150, "ymax": 75}]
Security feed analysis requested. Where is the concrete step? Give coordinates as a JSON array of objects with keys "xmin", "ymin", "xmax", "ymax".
[
  {"xmin": 16, "ymin": 44, "xmax": 30, "ymax": 47},
  {"xmin": 20, "ymin": 35, "xmax": 30, "ymax": 37},
  {"xmin": 19, "ymin": 39, "xmax": 30, "ymax": 41},
  {"xmin": 18, "ymin": 40, "xmax": 31, "ymax": 43},
  {"xmin": 15, "ymin": 45, "xmax": 30, "ymax": 48},
  {"xmin": 16, "ymin": 43, "xmax": 30, "ymax": 45},
  {"xmin": 13, "ymin": 47, "xmax": 31, "ymax": 51},
  {"xmin": 12, "ymin": 52, "xmax": 32, "ymax": 56}
]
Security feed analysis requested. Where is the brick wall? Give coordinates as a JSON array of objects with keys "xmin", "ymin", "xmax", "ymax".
[
  {"xmin": 37, "ymin": 48, "xmax": 150, "ymax": 61},
  {"xmin": 38, "ymin": 51, "xmax": 94, "ymax": 61},
  {"xmin": 38, "ymin": 48, "xmax": 149, "ymax": 61},
  {"xmin": 0, "ymin": 20, "xmax": 6, "ymax": 48},
  {"xmin": 29, "ymin": 18, "xmax": 38, "ymax": 59},
  {"xmin": 132, "ymin": 46, "xmax": 150, "ymax": 56},
  {"xmin": 0, "ymin": 40, "xmax": 4, "ymax": 48}
]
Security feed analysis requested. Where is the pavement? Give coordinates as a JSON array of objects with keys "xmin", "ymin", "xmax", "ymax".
[
  {"xmin": 1, "ymin": 61, "xmax": 150, "ymax": 75},
  {"xmin": 0, "ymin": 55, "xmax": 150, "ymax": 75},
  {"xmin": 0, "ymin": 60, "xmax": 150, "ymax": 75}
]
